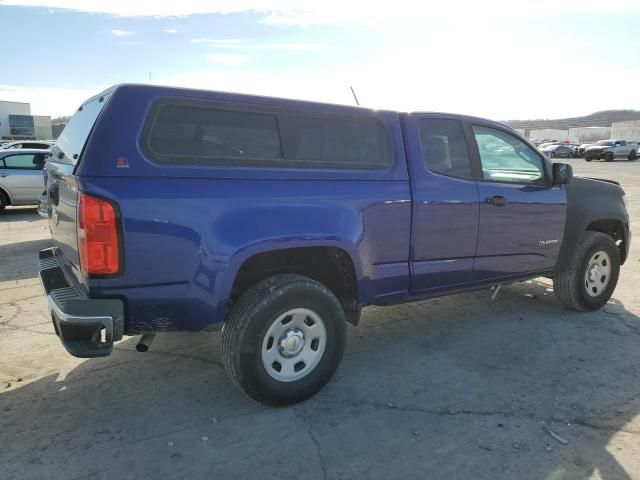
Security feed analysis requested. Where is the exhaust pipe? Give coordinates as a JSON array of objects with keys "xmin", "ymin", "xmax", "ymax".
[{"xmin": 136, "ymin": 333, "xmax": 156, "ymax": 352}]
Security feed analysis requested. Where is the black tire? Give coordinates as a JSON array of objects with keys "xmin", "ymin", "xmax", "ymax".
[
  {"xmin": 554, "ymin": 232, "xmax": 620, "ymax": 311},
  {"xmin": 222, "ymin": 274, "xmax": 347, "ymax": 406},
  {"xmin": 628, "ymin": 150, "xmax": 637, "ymax": 161},
  {"xmin": 585, "ymin": 156, "xmax": 592, "ymax": 162},
  {"xmin": 0, "ymin": 190, "xmax": 8, "ymax": 211},
  {"xmin": 550, "ymin": 152, "xmax": 557, "ymax": 158},
  {"xmin": 605, "ymin": 152, "xmax": 614, "ymax": 162}
]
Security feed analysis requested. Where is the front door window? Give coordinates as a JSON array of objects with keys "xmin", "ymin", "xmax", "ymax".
[{"xmin": 473, "ymin": 126, "xmax": 545, "ymax": 185}]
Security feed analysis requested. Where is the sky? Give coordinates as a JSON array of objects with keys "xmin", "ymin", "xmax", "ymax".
[{"xmin": 0, "ymin": 0, "xmax": 639, "ymax": 120}]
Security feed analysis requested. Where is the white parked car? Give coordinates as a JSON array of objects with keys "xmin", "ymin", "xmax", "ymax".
[
  {"xmin": 0, "ymin": 149, "xmax": 50, "ymax": 211},
  {"xmin": 584, "ymin": 140, "xmax": 637, "ymax": 162}
]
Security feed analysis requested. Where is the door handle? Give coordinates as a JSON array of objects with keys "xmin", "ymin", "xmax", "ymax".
[{"xmin": 485, "ymin": 195, "xmax": 507, "ymax": 207}]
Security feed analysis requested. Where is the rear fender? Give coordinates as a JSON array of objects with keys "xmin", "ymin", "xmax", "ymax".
[{"xmin": 215, "ymin": 238, "xmax": 364, "ymax": 320}]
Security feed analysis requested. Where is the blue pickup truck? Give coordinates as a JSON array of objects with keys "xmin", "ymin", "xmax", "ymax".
[{"xmin": 39, "ymin": 84, "xmax": 630, "ymax": 405}]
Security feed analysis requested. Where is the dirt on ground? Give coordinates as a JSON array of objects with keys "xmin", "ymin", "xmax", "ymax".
[{"xmin": 1, "ymin": 157, "xmax": 640, "ymax": 480}]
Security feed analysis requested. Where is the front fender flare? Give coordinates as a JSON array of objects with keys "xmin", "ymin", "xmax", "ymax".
[{"xmin": 556, "ymin": 178, "xmax": 629, "ymax": 270}]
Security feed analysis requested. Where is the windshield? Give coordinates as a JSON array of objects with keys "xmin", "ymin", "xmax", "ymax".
[
  {"xmin": 52, "ymin": 93, "xmax": 110, "ymax": 165},
  {"xmin": 596, "ymin": 140, "xmax": 614, "ymax": 146}
]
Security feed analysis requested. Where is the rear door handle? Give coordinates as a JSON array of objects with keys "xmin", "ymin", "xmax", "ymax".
[{"xmin": 485, "ymin": 195, "xmax": 508, "ymax": 207}]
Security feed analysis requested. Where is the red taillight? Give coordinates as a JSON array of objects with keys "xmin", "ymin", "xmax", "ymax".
[{"xmin": 78, "ymin": 193, "xmax": 120, "ymax": 276}]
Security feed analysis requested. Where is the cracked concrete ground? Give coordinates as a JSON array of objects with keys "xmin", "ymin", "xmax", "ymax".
[{"xmin": 1, "ymin": 157, "xmax": 640, "ymax": 479}]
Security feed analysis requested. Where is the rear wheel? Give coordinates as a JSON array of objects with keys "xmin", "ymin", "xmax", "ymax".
[
  {"xmin": 0, "ymin": 190, "xmax": 8, "ymax": 212},
  {"xmin": 554, "ymin": 232, "xmax": 620, "ymax": 311},
  {"xmin": 628, "ymin": 150, "xmax": 637, "ymax": 161},
  {"xmin": 222, "ymin": 274, "xmax": 347, "ymax": 406}
]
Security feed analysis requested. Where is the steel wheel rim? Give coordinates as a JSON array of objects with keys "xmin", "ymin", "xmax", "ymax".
[
  {"xmin": 261, "ymin": 308, "xmax": 327, "ymax": 382},
  {"xmin": 584, "ymin": 250, "xmax": 612, "ymax": 297}
]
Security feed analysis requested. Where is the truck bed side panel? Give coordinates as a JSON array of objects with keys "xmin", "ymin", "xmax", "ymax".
[{"xmin": 76, "ymin": 85, "xmax": 412, "ymax": 332}]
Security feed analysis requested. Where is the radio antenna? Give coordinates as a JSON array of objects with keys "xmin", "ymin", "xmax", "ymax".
[{"xmin": 349, "ymin": 85, "xmax": 360, "ymax": 106}]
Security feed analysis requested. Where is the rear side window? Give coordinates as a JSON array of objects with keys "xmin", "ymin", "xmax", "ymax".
[
  {"xmin": 1, "ymin": 153, "xmax": 47, "ymax": 169},
  {"xmin": 278, "ymin": 114, "xmax": 389, "ymax": 168},
  {"xmin": 419, "ymin": 118, "xmax": 472, "ymax": 178},
  {"xmin": 54, "ymin": 94, "xmax": 110, "ymax": 165},
  {"xmin": 143, "ymin": 101, "xmax": 390, "ymax": 169},
  {"xmin": 147, "ymin": 105, "xmax": 283, "ymax": 162}
]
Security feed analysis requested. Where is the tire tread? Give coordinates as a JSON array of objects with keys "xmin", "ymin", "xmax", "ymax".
[
  {"xmin": 554, "ymin": 231, "xmax": 620, "ymax": 311},
  {"xmin": 222, "ymin": 274, "xmax": 345, "ymax": 405}
]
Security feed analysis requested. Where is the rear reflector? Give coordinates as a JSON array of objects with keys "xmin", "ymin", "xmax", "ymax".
[{"xmin": 78, "ymin": 193, "xmax": 120, "ymax": 276}]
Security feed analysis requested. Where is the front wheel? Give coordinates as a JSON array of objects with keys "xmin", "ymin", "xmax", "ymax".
[
  {"xmin": 605, "ymin": 152, "xmax": 614, "ymax": 162},
  {"xmin": 554, "ymin": 232, "xmax": 620, "ymax": 311},
  {"xmin": 222, "ymin": 274, "xmax": 347, "ymax": 406}
]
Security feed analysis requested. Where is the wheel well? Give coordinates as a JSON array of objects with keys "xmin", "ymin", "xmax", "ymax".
[
  {"xmin": 230, "ymin": 247, "xmax": 360, "ymax": 324},
  {"xmin": 0, "ymin": 187, "xmax": 10, "ymax": 205},
  {"xmin": 586, "ymin": 219, "xmax": 627, "ymax": 263}
]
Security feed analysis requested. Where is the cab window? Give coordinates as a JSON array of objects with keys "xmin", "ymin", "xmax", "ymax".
[{"xmin": 473, "ymin": 126, "xmax": 545, "ymax": 184}]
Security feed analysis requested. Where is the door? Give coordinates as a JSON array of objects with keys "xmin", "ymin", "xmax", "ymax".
[
  {"xmin": 469, "ymin": 125, "xmax": 566, "ymax": 281},
  {"xmin": 0, "ymin": 153, "xmax": 47, "ymax": 204},
  {"xmin": 614, "ymin": 140, "xmax": 628, "ymax": 158},
  {"xmin": 405, "ymin": 115, "xmax": 480, "ymax": 292}
]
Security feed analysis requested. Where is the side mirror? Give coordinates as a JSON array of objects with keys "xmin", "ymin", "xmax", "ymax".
[{"xmin": 552, "ymin": 162, "xmax": 573, "ymax": 185}]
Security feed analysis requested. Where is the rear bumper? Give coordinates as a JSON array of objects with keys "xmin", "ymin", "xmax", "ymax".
[
  {"xmin": 37, "ymin": 192, "xmax": 48, "ymax": 218},
  {"xmin": 39, "ymin": 248, "xmax": 124, "ymax": 358}
]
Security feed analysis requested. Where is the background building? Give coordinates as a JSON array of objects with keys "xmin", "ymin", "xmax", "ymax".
[
  {"xmin": 610, "ymin": 120, "xmax": 640, "ymax": 142},
  {"xmin": 529, "ymin": 128, "xmax": 569, "ymax": 141},
  {"xmin": 567, "ymin": 127, "xmax": 611, "ymax": 143},
  {"xmin": 0, "ymin": 100, "xmax": 52, "ymax": 140}
]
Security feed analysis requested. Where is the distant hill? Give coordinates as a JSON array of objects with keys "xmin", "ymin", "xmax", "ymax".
[{"xmin": 505, "ymin": 110, "xmax": 640, "ymax": 130}]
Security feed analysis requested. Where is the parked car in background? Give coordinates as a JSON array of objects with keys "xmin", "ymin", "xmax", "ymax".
[
  {"xmin": 577, "ymin": 143, "xmax": 595, "ymax": 157},
  {"xmin": 585, "ymin": 140, "xmax": 637, "ymax": 162},
  {"xmin": 540, "ymin": 143, "xmax": 575, "ymax": 158},
  {"xmin": 2, "ymin": 140, "xmax": 54, "ymax": 150},
  {"xmin": 39, "ymin": 84, "xmax": 630, "ymax": 405},
  {"xmin": 0, "ymin": 149, "xmax": 50, "ymax": 211}
]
